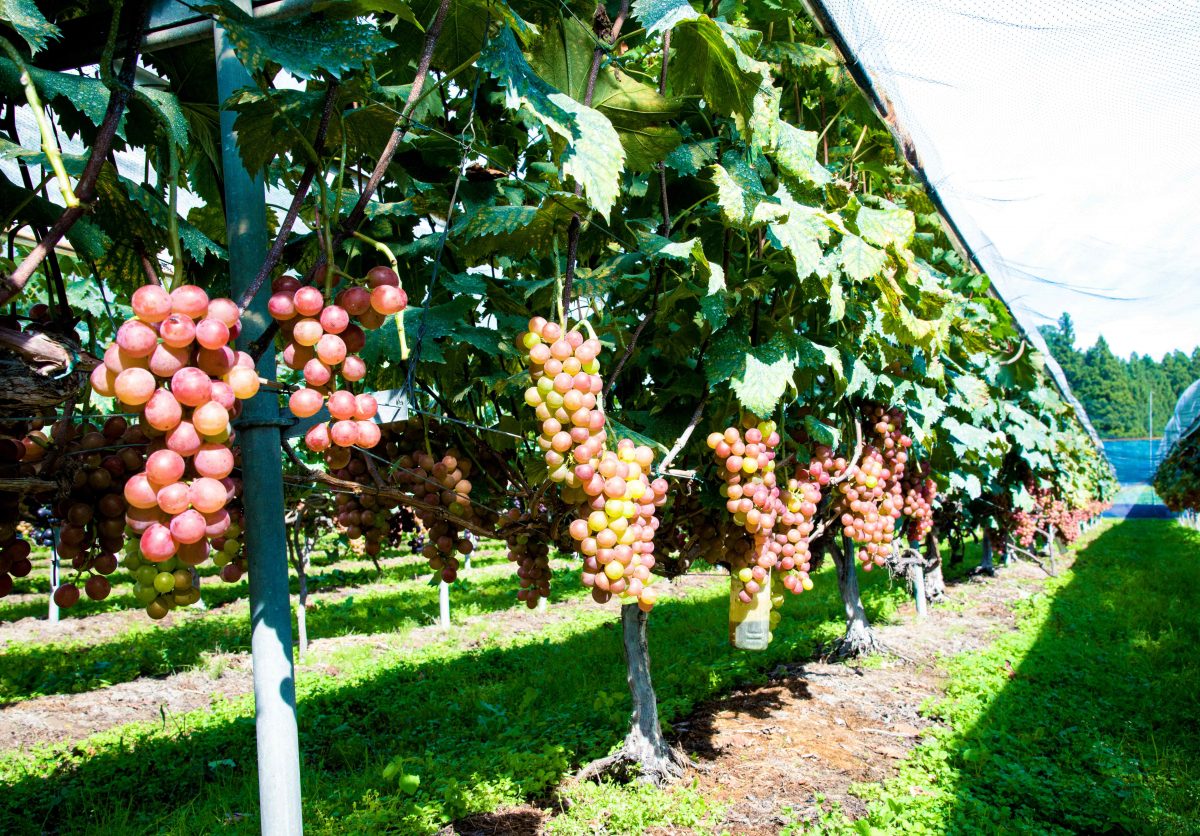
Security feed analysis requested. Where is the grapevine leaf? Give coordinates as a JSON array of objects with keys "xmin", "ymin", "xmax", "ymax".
[
  {"xmin": 856, "ymin": 204, "xmax": 915, "ymax": 248},
  {"xmin": 668, "ymin": 16, "xmax": 771, "ymax": 121},
  {"xmin": 804, "ymin": 414, "xmax": 839, "ymax": 448},
  {"xmin": 839, "ymin": 233, "xmax": 886, "ymax": 281},
  {"xmin": 200, "ymin": 0, "xmax": 392, "ymax": 79},
  {"xmin": 710, "ymin": 155, "xmax": 782, "ymax": 228},
  {"xmin": 119, "ymin": 178, "xmax": 226, "ymax": 263},
  {"xmin": 607, "ymin": 417, "xmax": 671, "ymax": 455},
  {"xmin": 132, "ymin": 87, "xmax": 190, "ymax": 152},
  {"xmin": 664, "ymin": 138, "xmax": 719, "ymax": 176},
  {"xmin": 0, "ymin": 59, "xmax": 112, "ymax": 132},
  {"xmin": 949, "ymin": 471, "xmax": 983, "ymax": 500},
  {"xmin": 480, "ymin": 26, "xmax": 625, "ymax": 219},
  {"xmin": 732, "ymin": 338, "xmax": 797, "ymax": 416},
  {"xmin": 761, "ymin": 41, "xmax": 837, "ymax": 71},
  {"xmin": 827, "ymin": 274, "xmax": 845, "ymax": 322},
  {"xmin": 633, "ymin": 0, "xmax": 701, "ymax": 36},
  {"xmin": 312, "ymin": 0, "xmax": 424, "ymax": 31},
  {"xmin": 0, "ymin": 0, "xmax": 59, "ymax": 52},
  {"xmin": 768, "ymin": 192, "xmax": 828, "ymax": 280},
  {"xmin": 774, "ymin": 122, "xmax": 831, "ymax": 186}
]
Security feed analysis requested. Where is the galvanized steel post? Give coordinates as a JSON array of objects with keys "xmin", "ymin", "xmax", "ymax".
[{"xmin": 214, "ymin": 8, "xmax": 304, "ymax": 834}]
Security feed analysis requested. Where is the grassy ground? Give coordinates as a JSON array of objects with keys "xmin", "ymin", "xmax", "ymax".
[
  {"xmin": 792, "ymin": 519, "xmax": 1200, "ymax": 835},
  {"xmin": 0, "ymin": 545, "xmax": 919, "ymax": 835}
]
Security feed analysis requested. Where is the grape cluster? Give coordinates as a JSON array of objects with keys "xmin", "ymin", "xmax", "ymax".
[
  {"xmin": 1011, "ymin": 483, "xmax": 1097, "ymax": 547},
  {"xmin": 501, "ymin": 509, "xmax": 553, "ymax": 608},
  {"xmin": 272, "ymin": 267, "xmax": 404, "ymax": 454},
  {"xmin": 519, "ymin": 317, "xmax": 606, "ymax": 485},
  {"xmin": 90, "ymin": 283, "xmax": 255, "ymax": 618},
  {"xmin": 776, "ymin": 469, "xmax": 821, "ymax": 594},
  {"xmin": 901, "ymin": 462, "xmax": 936, "ymax": 545},
  {"xmin": 833, "ymin": 405, "xmax": 912, "ymax": 569},
  {"xmin": 19, "ymin": 417, "xmax": 149, "ymax": 607},
  {"xmin": 399, "ymin": 450, "xmax": 478, "ymax": 583},
  {"xmin": 0, "ymin": 521, "xmax": 31, "ymax": 597},
  {"xmin": 331, "ymin": 454, "xmax": 396, "ymax": 559},
  {"xmin": 567, "ymin": 440, "xmax": 667, "ymax": 611}
]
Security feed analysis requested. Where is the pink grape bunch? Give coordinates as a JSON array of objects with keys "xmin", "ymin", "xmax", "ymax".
[
  {"xmin": 901, "ymin": 462, "xmax": 936, "ymax": 545},
  {"xmin": 271, "ymin": 266, "xmax": 405, "ymax": 456},
  {"xmin": 707, "ymin": 415, "xmax": 785, "ymax": 604},
  {"xmin": 775, "ymin": 468, "xmax": 822, "ymax": 595},
  {"xmin": 519, "ymin": 316, "xmax": 606, "ymax": 486},
  {"xmin": 87, "ymin": 283, "xmax": 257, "ymax": 618},
  {"xmin": 567, "ymin": 439, "xmax": 668, "ymax": 611},
  {"xmin": 833, "ymin": 405, "xmax": 912, "ymax": 569}
]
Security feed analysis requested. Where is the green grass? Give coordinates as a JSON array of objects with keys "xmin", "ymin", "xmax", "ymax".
[
  {"xmin": 0, "ymin": 560, "xmax": 576, "ymax": 703},
  {"xmin": 798, "ymin": 519, "xmax": 1200, "ymax": 835},
  {"xmin": 0, "ymin": 550, "xmax": 919, "ymax": 834}
]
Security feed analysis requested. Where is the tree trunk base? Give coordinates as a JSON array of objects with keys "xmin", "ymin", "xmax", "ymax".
[
  {"xmin": 574, "ymin": 733, "xmax": 688, "ymax": 786},
  {"xmin": 828, "ymin": 619, "xmax": 887, "ymax": 660}
]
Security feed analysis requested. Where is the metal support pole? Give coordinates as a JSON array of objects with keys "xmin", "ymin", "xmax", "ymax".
[
  {"xmin": 48, "ymin": 527, "xmax": 60, "ymax": 624},
  {"xmin": 910, "ymin": 564, "xmax": 927, "ymax": 617},
  {"xmin": 215, "ymin": 9, "xmax": 303, "ymax": 834},
  {"xmin": 439, "ymin": 579, "xmax": 451, "ymax": 628}
]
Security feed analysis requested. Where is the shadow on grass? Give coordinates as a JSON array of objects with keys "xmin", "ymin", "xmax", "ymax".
[
  {"xmin": 0, "ymin": 566, "xmax": 580, "ymax": 703},
  {"xmin": 0, "ymin": 555, "xmax": 914, "ymax": 835},
  {"xmin": 850, "ymin": 520, "xmax": 1200, "ymax": 834}
]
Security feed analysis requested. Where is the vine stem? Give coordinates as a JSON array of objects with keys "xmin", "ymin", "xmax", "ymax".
[
  {"xmin": 828, "ymin": 418, "xmax": 864, "ymax": 486},
  {"xmin": 166, "ymin": 147, "xmax": 185, "ymax": 287},
  {"xmin": 0, "ymin": 40, "xmax": 77, "ymax": 208},
  {"xmin": 562, "ymin": 0, "xmax": 630, "ymax": 316},
  {"xmin": 248, "ymin": 0, "xmax": 450, "ymax": 354},
  {"xmin": 659, "ymin": 393, "xmax": 708, "ymax": 472},
  {"xmin": 236, "ymin": 82, "xmax": 339, "ymax": 312},
  {"xmin": 0, "ymin": 0, "xmax": 149, "ymax": 307},
  {"xmin": 353, "ymin": 230, "xmax": 409, "ymax": 358}
]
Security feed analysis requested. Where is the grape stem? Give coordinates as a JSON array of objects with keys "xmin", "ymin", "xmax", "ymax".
[
  {"xmin": 827, "ymin": 418, "xmax": 864, "ymax": 486},
  {"xmin": 0, "ymin": 40, "xmax": 78, "ymax": 208},
  {"xmin": 659, "ymin": 393, "xmax": 708, "ymax": 472},
  {"xmin": 236, "ymin": 82, "xmax": 339, "ymax": 313},
  {"xmin": 0, "ymin": 0, "xmax": 149, "ymax": 308},
  {"xmin": 561, "ymin": 0, "xmax": 630, "ymax": 317}
]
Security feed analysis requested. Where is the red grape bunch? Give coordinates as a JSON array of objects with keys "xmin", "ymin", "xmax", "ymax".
[
  {"xmin": 775, "ymin": 467, "xmax": 821, "ymax": 594},
  {"xmin": 519, "ymin": 316, "xmax": 606, "ymax": 487},
  {"xmin": 90, "ymin": 283, "xmax": 257, "ymax": 618},
  {"xmin": 331, "ymin": 453, "xmax": 395, "ymax": 559},
  {"xmin": 707, "ymin": 415, "xmax": 783, "ymax": 604},
  {"xmin": 568, "ymin": 439, "xmax": 668, "ymax": 611},
  {"xmin": 901, "ymin": 461, "xmax": 936, "ymax": 545},
  {"xmin": 272, "ymin": 266, "xmax": 404, "ymax": 455}
]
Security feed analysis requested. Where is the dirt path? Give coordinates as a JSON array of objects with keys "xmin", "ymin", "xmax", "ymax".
[
  {"xmin": 668, "ymin": 558, "xmax": 1055, "ymax": 833},
  {"xmin": 0, "ymin": 574, "xmax": 718, "ymax": 753}
]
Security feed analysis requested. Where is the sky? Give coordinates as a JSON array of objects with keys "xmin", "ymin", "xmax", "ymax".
[{"xmin": 821, "ymin": 0, "xmax": 1200, "ymax": 360}]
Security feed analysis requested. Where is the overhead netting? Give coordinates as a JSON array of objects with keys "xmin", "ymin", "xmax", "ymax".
[
  {"xmin": 1162, "ymin": 379, "xmax": 1200, "ymax": 458},
  {"xmin": 815, "ymin": 0, "xmax": 1200, "ymax": 360}
]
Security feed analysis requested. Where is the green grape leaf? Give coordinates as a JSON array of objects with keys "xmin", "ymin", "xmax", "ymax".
[
  {"xmin": 480, "ymin": 26, "xmax": 625, "ymax": 219},
  {"xmin": 839, "ymin": 233, "xmax": 886, "ymax": 281},
  {"xmin": 803, "ymin": 414, "xmax": 839, "ymax": 448},
  {"xmin": 312, "ymin": 0, "xmax": 424, "ymax": 31},
  {"xmin": 664, "ymin": 138, "xmax": 719, "ymax": 176},
  {"xmin": 761, "ymin": 41, "xmax": 838, "ymax": 71},
  {"xmin": 856, "ymin": 204, "xmax": 915, "ymax": 248},
  {"xmin": 0, "ymin": 59, "xmax": 112, "ymax": 131},
  {"xmin": 710, "ymin": 155, "xmax": 782, "ymax": 228},
  {"xmin": 201, "ymin": 0, "xmax": 392, "ymax": 79},
  {"xmin": 632, "ymin": 0, "xmax": 701, "ymax": 35},
  {"xmin": 133, "ymin": 87, "xmax": 190, "ymax": 152},
  {"xmin": 0, "ymin": 0, "xmax": 59, "ymax": 52},
  {"xmin": 775, "ymin": 122, "xmax": 831, "ymax": 186},
  {"xmin": 668, "ymin": 17, "xmax": 771, "ymax": 122}
]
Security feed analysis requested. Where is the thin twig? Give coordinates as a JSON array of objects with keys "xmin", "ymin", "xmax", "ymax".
[
  {"xmin": 828, "ymin": 419, "xmax": 864, "ymax": 486},
  {"xmin": 137, "ymin": 247, "xmax": 162, "ymax": 287},
  {"xmin": 660, "ymin": 393, "xmax": 708, "ymax": 472},
  {"xmin": 562, "ymin": 0, "xmax": 630, "ymax": 316},
  {"xmin": 0, "ymin": 1, "xmax": 149, "ymax": 306}
]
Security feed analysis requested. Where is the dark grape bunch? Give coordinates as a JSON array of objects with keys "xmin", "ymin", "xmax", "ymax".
[
  {"xmin": 273, "ymin": 267, "xmax": 403, "ymax": 454},
  {"xmin": 502, "ymin": 511, "xmax": 553, "ymax": 608},
  {"xmin": 331, "ymin": 454, "xmax": 396, "ymax": 559},
  {"xmin": 16, "ymin": 416, "xmax": 147, "ymax": 607}
]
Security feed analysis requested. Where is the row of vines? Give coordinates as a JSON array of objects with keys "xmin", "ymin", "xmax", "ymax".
[{"xmin": 0, "ymin": 0, "xmax": 1115, "ymax": 785}]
